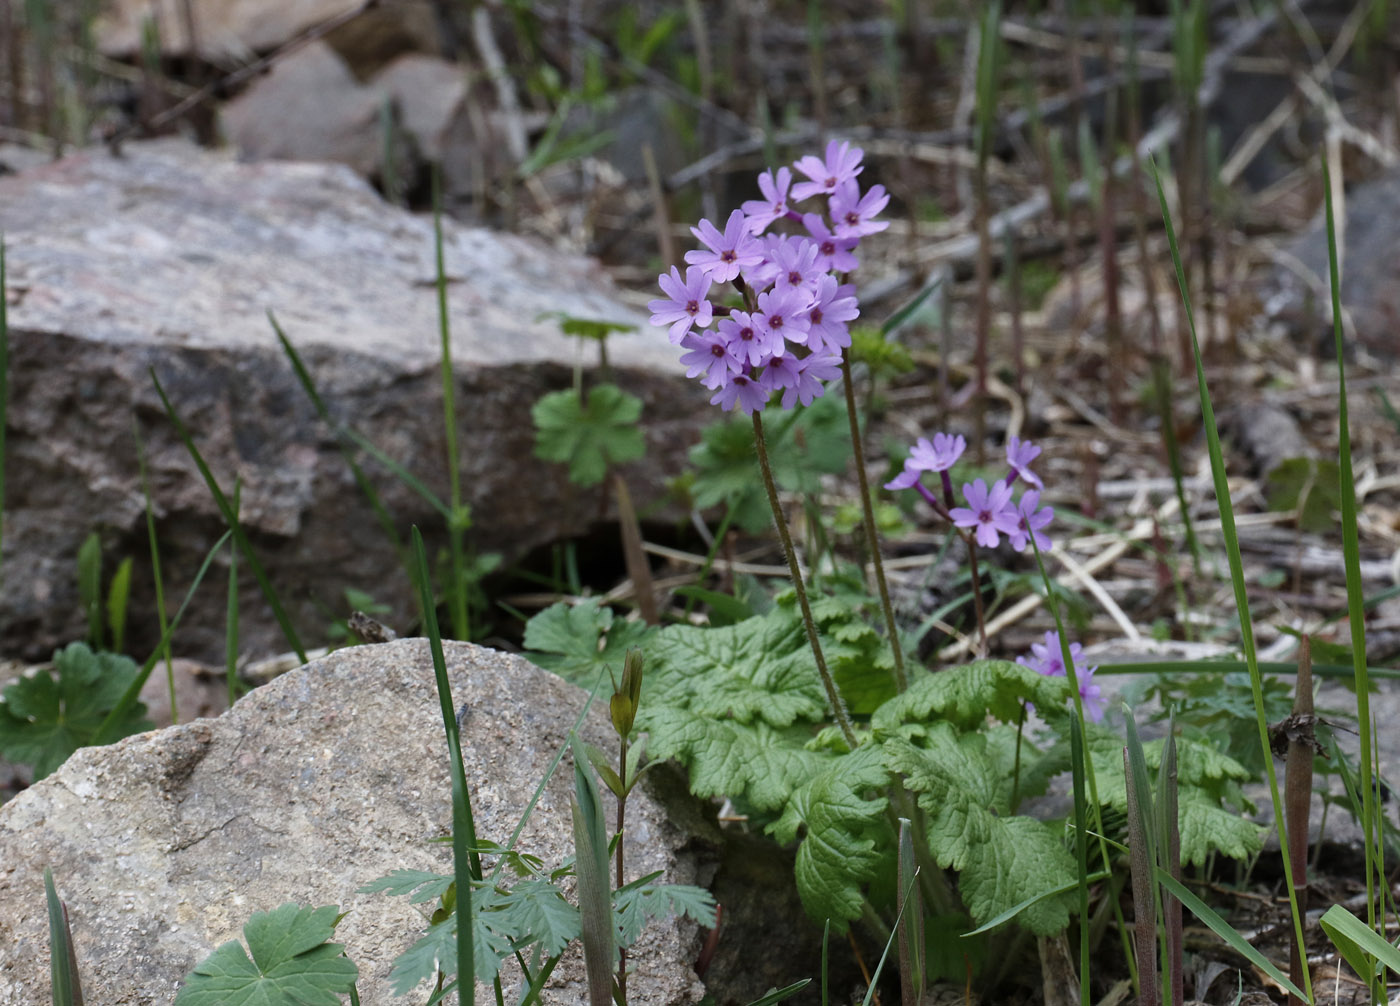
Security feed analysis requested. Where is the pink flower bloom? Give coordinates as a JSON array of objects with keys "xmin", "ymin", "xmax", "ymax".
[
  {"xmin": 1079, "ymin": 671, "xmax": 1106, "ymax": 723},
  {"xmin": 792, "ymin": 140, "xmax": 864, "ymax": 202},
  {"xmin": 1007, "ymin": 490, "xmax": 1054, "ymax": 553},
  {"xmin": 802, "ymin": 214, "xmax": 860, "ymax": 273},
  {"xmin": 805, "ymin": 275, "xmax": 859, "ymax": 354},
  {"xmin": 1005, "ymin": 436, "xmax": 1044, "ymax": 489},
  {"xmin": 759, "ymin": 353, "xmax": 801, "ymax": 391},
  {"xmin": 647, "ymin": 265, "xmax": 713, "ymax": 343},
  {"xmin": 679, "ymin": 330, "xmax": 741, "ymax": 389},
  {"xmin": 717, "ymin": 310, "xmax": 782, "ymax": 368},
  {"xmin": 830, "ymin": 180, "xmax": 890, "ymax": 239},
  {"xmin": 710, "ymin": 371, "xmax": 770, "ymax": 414},
  {"xmin": 741, "ymin": 167, "xmax": 794, "ymax": 234},
  {"xmin": 1018, "ymin": 630, "xmax": 1090, "ymax": 679},
  {"xmin": 686, "ymin": 209, "xmax": 764, "ymax": 283},
  {"xmin": 949, "ymin": 478, "xmax": 1020, "ymax": 548},
  {"xmin": 781, "ymin": 352, "xmax": 842, "ymax": 409},
  {"xmin": 755, "ymin": 285, "xmax": 813, "ymax": 347}
]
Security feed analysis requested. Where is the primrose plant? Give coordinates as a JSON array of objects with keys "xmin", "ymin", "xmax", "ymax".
[{"xmin": 519, "ymin": 142, "xmax": 1266, "ymax": 997}]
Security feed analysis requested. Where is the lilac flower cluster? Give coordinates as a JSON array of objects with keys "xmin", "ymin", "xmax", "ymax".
[
  {"xmin": 884, "ymin": 434, "xmax": 1053, "ymax": 554},
  {"xmin": 647, "ymin": 141, "xmax": 889, "ymax": 413},
  {"xmin": 1018, "ymin": 630, "xmax": 1105, "ymax": 723}
]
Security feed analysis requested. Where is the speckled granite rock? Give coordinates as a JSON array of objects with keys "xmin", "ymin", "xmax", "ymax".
[
  {"xmin": 0, "ymin": 139, "xmax": 705, "ymax": 661},
  {"xmin": 0, "ymin": 639, "xmax": 706, "ymax": 1005}
]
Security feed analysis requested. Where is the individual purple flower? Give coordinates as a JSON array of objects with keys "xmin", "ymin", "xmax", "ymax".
[
  {"xmin": 686, "ymin": 209, "xmax": 764, "ymax": 283},
  {"xmin": 830, "ymin": 180, "xmax": 891, "ymax": 239},
  {"xmin": 1005, "ymin": 436, "xmax": 1044, "ymax": 489},
  {"xmin": 802, "ymin": 214, "xmax": 861, "ymax": 274},
  {"xmin": 741, "ymin": 167, "xmax": 794, "ymax": 235},
  {"xmin": 949, "ymin": 478, "xmax": 1020, "ymax": 548},
  {"xmin": 1078, "ymin": 669, "xmax": 1106, "ymax": 723},
  {"xmin": 678, "ymin": 329, "xmax": 741, "ymax": 389},
  {"xmin": 769, "ymin": 236, "xmax": 823, "ymax": 297},
  {"xmin": 710, "ymin": 371, "xmax": 770, "ymax": 414},
  {"xmin": 884, "ymin": 432, "xmax": 966, "ymax": 491},
  {"xmin": 804, "ymin": 275, "xmax": 859, "ymax": 354},
  {"xmin": 781, "ymin": 352, "xmax": 842, "ymax": 409},
  {"xmin": 1018, "ymin": 630, "xmax": 1090, "ymax": 679},
  {"xmin": 759, "ymin": 352, "xmax": 801, "ymax": 391},
  {"xmin": 647, "ymin": 265, "xmax": 713, "ymax": 343},
  {"xmin": 792, "ymin": 139, "xmax": 864, "ymax": 202},
  {"xmin": 1007, "ymin": 489, "xmax": 1054, "ymax": 553},
  {"xmin": 718, "ymin": 310, "xmax": 783, "ymax": 368},
  {"xmin": 755, "ymin": 285, "xmax": 813, "ymax": 346}
]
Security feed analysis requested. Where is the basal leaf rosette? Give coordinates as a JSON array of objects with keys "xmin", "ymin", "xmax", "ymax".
[{"xmin": 872, "ymin": 659, "xmax": 1073, "ymax": 734}]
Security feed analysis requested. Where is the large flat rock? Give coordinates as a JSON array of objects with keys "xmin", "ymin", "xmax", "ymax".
[
  {"xmin": 0, "ymin": 140, "xmax": 704, "ymax": 661},
  {"xmin": 0, "ymin": 639, "xmax": 706, "ymax": 1005}
]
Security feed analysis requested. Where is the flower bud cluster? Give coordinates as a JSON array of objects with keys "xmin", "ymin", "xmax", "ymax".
[{"xmin": 647, "ymin": 141, "xmax": 889, "ymax": 413}]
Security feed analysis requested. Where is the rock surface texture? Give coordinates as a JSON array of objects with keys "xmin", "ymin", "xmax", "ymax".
[
  {"xmin": 0, "ymin": 140, "xmax": 704, "ymax": 661},
  {"xmin": 0, "ymin": 640, "xmax": 706, "ymax": 1005}
]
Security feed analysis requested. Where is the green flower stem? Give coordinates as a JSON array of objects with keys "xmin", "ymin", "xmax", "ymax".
[
  {"xmin": 839, "ymin": 350, "xmax": 907, "ymax": 692},
  {"xmin": 752, "ymin": 411, "xmax": 857, "ymax": 749}
]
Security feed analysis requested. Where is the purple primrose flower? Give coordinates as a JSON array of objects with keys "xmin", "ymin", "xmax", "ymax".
[
  {"xmin": 792, "ymin": 139, "xmax": 865, "ymax": 202},
  {"xmin": 1006, "ymin": 436, "xmax": 1044, "ymax": 489},
  {"xmin": 949, "ymin": 478, "xmax": 1020, "ymax": 548},
  {"xmin": 830, "ymin": 180, "xmax": 891, "ymax": 239},
  {"xmin": 1007, "ymin": 490, "xmax": 1054, "ymax": 553},
  {"xmin": 686, "ymin": 209, "xmax": 764, "ymax": 284},
  {"xmin": 1018, "ymin": 630, "xmax": 1103, "ymax": 723},
  {"xmin": 648, "ymin": 265, "xmax": 713, "ymax": 343},
  {"xmin": 884, "ymin": 432, "xmax": 967, "ymax": 491},
  {"xmin": 741, "ymin": 167, "xmax": 794, "ymax": 235}
]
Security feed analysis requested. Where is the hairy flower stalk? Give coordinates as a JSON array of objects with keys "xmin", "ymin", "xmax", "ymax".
[
  {"xmin": 839, "ymin": 350, "xmax": 907, "ymax": 691},
  {"xmin": 753, "ymin": 412, "xmax": 858, "ymax": 749}
]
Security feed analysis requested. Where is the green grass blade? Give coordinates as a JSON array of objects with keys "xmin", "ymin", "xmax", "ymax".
[
  {"xmin": 432, "ymin": 173, "xmax": 470, "ymax": 641},
  {"xmin": 134, "ymin": 421, "xmax": 177, "ymax": 724},
  {"xmin": 410, "ymin": 526, "xmax": 478, "ymax": 1005},
  {"xmin": 860, "ymin": 868, "xmax": 918, "ymax": 1006},
  {"xmin": 1157, "ymin": 870, "xmax": 1307, "ymax": 1001},
  {"xmin": 150, "ymin": 369, "xmax": 306, "ymax": 662},
  {"xmin": 570, "ymin": 735, "xmax": 615, "ymax": 1006},
  {"xmin": 1319, "ymin": 904, "xmax": 1400, "ymax": 979},
  {"xmin": 91, "ymin": 531, "xmax": 231, "ymax": 745},
  {"xmin": 45, "ymin": 868, "xmax": 81, "ymax": 1006},
  {"xmin": 1320, "ymin": 152, "xmax": 1380, "ymax": 942},
  {"xmin": 225, "ymin": 482, "xmax": 241, "ymax": 710},
  {"xmin": 745, "ymin": 979, "xmax": 812, "ymax": 1006},
  {"xmin": 106, "ymin": 557, "xmax": 133, "ymax": 656},
  {"xmin": 821, "ymin": 918, "xmax": 830, "ymax": 1006},
  {"xmin": 269, "ymin": 313, "xmax": 408, "ymax": 558},
  {"xmin": 1150, "ymin": 156, "xmax": 1312, "ymax": 1003}
]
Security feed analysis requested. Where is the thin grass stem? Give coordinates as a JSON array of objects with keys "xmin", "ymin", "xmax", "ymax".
[{"xmin": 134, "ymin": 420, "xmax": 176, "ymax": 724}]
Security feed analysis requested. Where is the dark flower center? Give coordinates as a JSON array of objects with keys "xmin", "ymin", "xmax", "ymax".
[
  {"xmin": 686, "ymin": 300, "xmax": 699, "ymax": 315},
  {"xmin": 810, "ymin": 307, "xmax": 824, "ymax": 325},
  {"xmin": 721, "ymin": 249, "xmax": 737, "ymax": 263},
  {"xmin": 845, "ymin": 211, "xmax": 860, "ymax": 226},
  {"xmin": 787, "ymin": 270, "xmax": 802, "ymax": 285},
  {"xmin": 825, "ymin": 175, "xmax": 836, "ymax": 187},
  {"xmin": 820, "ymin": 240, "xmax": 835, "ymax": 255},
  {"xmin": 710, "ymin": 344, "xmax": 726, "ymax": 358},
  {"xmin": 740, "ymin": 326, "xmax": 754, "ymax": 341}
]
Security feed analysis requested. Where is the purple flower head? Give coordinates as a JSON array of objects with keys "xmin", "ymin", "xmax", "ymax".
[
  {"xmin": 1078, "ymin": 670, "xmax": 1106, "ymax": 723},
  {"xmin": 678, "ymin": 329, "xmax": 741, "ymax": 389},
  {"xmin": 741, "ymin": 167, "xmax": 794, "ymax": 235},
  {"xmin": 830, "ymin": 180, "xmax": 891, "ymax": 239},
  {"xmin": 803, "ymin": 214, "xmax": 860, "ymax": 274},
  {"xmin": 1005, "ymin": 436, "xmax": 1045, "ymax": 489},
  {"xmin": 686, "ymin": 209, "xmax": 764, "ymax": 284},
  {"xmin": 781, "ymin": 352, "xmax": 842, "ymax": 409},
  {"xmin": 755, "ymin": 285, "xmax": 813, "ymax": 347},
  {"xmin": 718, "ymin": 309, "xmax": 783, "ymax": 368},
  {"xmin": 792, "ymin": 140, "xmax": 864, "ymax": 202},
  {"xmin": 949, "ymin": 478, "xmax": 1020, "ymax": 548},
  {"xmin": 884, "ymin": 432, "xmax": 966, "ymax": 492},
  {"xmin": 648, "ymin": 265, "xmax": 713, "ymax": 343},
  {"xmin": 805, "ymin": 275, "xmax": 859, "ymax": 354},
  {"xmin": 769, "ymin": 236, "xmax": 823, "ymax": 297},
  {"xmin": 710, "ymin": 371, "xmax": 770, "ymax": 414},
  {"xmin": 1007, "ymin": 489, "xmax": 1054, "ymax": 554}
]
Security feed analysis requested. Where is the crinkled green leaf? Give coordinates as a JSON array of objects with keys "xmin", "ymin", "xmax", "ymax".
[
  {"xmin": 872, "ymin": 661, "xmax": 1069, "ymax": 734},
  {"xmin": 641, "ymin": 704, "xmax": 828, "ymax": 810},
  {"xmin": 523, "ymin": 599, "xmax": 655, "ymax": 686},
  {"xmin": 884, "ymin": 730, "xmax": 1075, "ymax": 934},
  {"xmin": 175, "ymin": 904, "xmax": 357, "ymax": 1006},
  {"xmin": 769, "ymin": 743, "xmax": 892, "ymax": 929},
  {"xmin": 1175, "ymin": 792, "xmax": 1264, "ymax": 865},
  {"xmin": 612, "ymin": 880, "xmax": 717, "ymax": 946},
  {"xmin": 0, "ymin": 642, "xmax": 153, "ymax": 779},
  {"xmin": 532, "ymin": 384, "xmax": 645, "ymax": 487},
  {"xmin": 778, "ymin": 579, "xmax": 899, "ymax": 715},
  {"xmin": 641, "ymin": 610, "xmax": 828, "ymax": 726}
]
